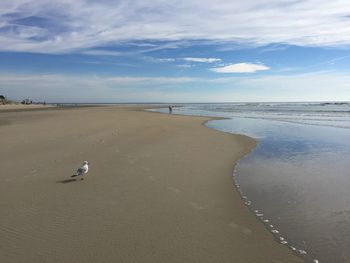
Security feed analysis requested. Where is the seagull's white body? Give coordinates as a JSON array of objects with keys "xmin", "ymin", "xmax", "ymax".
[{"xmin": 72, "ymin": 161, "xmax": 89, "ymax": 178}]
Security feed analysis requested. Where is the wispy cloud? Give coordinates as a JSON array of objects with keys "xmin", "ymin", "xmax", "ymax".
[
  {"xmin": 176, "ymin": 64, "xmax": 195, "ymax": 68},
  {"xmin": 182, "ymin": 57, "xmax": 221, "ymax": 63},
  {"xmin": 145, "ymin": 57, "xmax": 220, "ymax": 64},
  {"xmin": 0, "ymin": 74, "xmax": 196, "ymax": 86},
  {"xmin": 2, "ymin": 71, "xmax": 349, "ymax": 102},
  {"xmin": 81, "ymin": 50, "xmax": 123, "ymax": 56},
  {"xmin": 0, "ymin": 73, "xmax": 198, "ymax": 102},
  {"xmin": 211, "ymin": 63, "xmax": 270, "ymax": 73},
  {"xmin": 1, "ymin": 1, "xmax": 350, "ymax": 53},
  {"xmin": 152, "ymin": 58, "xmax": 176, "ymax": 63}
]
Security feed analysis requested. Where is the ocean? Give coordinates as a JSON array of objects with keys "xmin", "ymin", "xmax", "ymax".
[{"xmin": 151, "ymin": 102, "xmax": 350, "ymax": 263}]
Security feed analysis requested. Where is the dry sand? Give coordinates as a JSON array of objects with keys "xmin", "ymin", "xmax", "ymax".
[
  {"xmin": 0, "ymin": 104, "xmax": 53, "ymax": 111},
  {"xmin": 0, "ymin": 106, "xmax": 302, "ymax": 263}
]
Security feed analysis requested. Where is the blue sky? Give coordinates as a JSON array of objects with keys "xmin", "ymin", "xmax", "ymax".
[{"xmin": 1, "ymin": 0, "xmax": 350, "ymax": 102}]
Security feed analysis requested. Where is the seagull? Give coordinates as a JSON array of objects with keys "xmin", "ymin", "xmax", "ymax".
[{"xmin": 71, "ymin": 161, "xmax": 89, "ymax": 179}]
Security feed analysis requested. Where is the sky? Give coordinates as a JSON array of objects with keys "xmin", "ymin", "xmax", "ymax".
[{"xmin": 1, "ymin": 0, "xmax": 350, "ymax": 103}]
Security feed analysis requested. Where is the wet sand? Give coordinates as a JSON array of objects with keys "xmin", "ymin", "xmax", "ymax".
[
  {"xmin": 209, "ymin": 117, "xmax": 350, "ymax": 263},
  {"xmin": 0, "ymin": 106, "xmax": 301, "ymax": 263}
]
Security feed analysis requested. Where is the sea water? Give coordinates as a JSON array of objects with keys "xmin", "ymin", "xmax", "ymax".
[{"xmin": 151, "ymin": 102, "xmax": 350, "ymax": 263}]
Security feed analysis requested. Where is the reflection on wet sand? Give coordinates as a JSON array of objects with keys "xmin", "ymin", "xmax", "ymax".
[{"xmin": 208, "ymin": 117, "xmax": 350, "ymax": 263}]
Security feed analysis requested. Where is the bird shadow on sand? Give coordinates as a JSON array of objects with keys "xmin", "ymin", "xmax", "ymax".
[{"xmin": 57, "ymin": 178, "xmax": 79, "ymax": 184}]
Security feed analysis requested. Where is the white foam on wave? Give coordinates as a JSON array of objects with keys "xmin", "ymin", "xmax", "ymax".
[{"xmin": 179, "ymin": 102, "xmax": 350, "ymax": 129}]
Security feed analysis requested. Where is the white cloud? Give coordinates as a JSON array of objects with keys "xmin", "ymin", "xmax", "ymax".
[
  {"xmin": 153, "ymin": 58, "xmax": 176, "ymax": 63},
  {"xmin": 182, "ymin": 57, "xmax": 221, "ymax": 63},
  {"xmin": 1, "ymin": 1, "xmax": 350, "ymax": 53},
  {"xmin": 149, "ymin": 57, "xmax": 220, "ymax": 64},
  {"xmin": 0, "ymin": 74, "xmax": 196, "ymax": 86},
  {"xmin": 176, "ymin": 64, "xmax": 195, "ymax": 68},
  {"xmin": 81, "ymin": 50, "xmax": 123, "ymax": 56},
  {"xmin": 211, "ymin": 63, "xmax": 270, "ymax": 73}
]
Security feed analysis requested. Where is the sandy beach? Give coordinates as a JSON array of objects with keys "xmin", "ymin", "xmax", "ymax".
[{"xmin": 0, "ymin": 106, "xmax": 301, "ymax": 263}]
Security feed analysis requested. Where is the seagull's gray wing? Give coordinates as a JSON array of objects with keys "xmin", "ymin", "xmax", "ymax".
[{"xmin": 72, "ymin": 166, "xmax": 85, "ymax": 177}]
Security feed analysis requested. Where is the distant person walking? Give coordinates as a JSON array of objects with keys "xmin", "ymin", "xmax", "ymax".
[{"xmin": 168, "ymin": 105, "xmax": 173, "ymax": 114}]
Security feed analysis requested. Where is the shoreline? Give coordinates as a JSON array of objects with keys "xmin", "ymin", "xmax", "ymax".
[
  {"xmin": 0, "ymin": 106, "xmax": 302, "ymax": 262},
  {"xmin": 148, "ymin": 107, "xmax": 309, "ymax": 260}
]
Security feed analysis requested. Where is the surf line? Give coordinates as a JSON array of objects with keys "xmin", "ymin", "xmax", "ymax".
[{"xmin": 232, "ymin": 166, "xmax": 319, "ymax": 263}]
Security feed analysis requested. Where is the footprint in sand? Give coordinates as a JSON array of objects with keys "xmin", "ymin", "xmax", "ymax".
[
  {"xmin": 125, "ymin": 154, "xmax": 136, "ymax": 164},
  {"xmin": 31, "ymin": 169, "xmax": 38, "ymax": 176},
  {"xmin": 228, "ymin": 222, "xmax": 239, "ymax": 229},
  {"xmin": 242, "ymin": 228, "xmax": 253, "ymax": 235},
  {"xmin": 148, "ymin": 175, "xmax": 156, "ymax": 181},
  {"xmin": 167, "ymin": 187, "xmax": 181, "ymax": 194},
  {"xmin": 190, "ymin": 202, "xmax": 205, "ymax": 210},
  {"xmin": 228, "ymin": 222, "xmax": 253, "ymax": 235}
]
